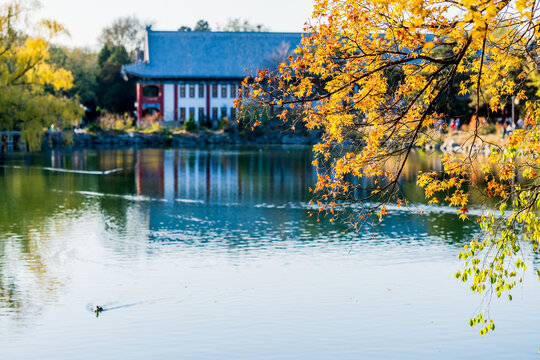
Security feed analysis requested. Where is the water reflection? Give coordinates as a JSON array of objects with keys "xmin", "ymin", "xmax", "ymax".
[
  {"xmin": 4, "ymin": 147, "xmax": 540, "ymax": 359},
  {"xmin": 134, "ymin": 148, "xmax": 314, "ymax": 203},
  {"xmin": 0, "ymin": 147, "xmax": 480, "ymax": 321}
]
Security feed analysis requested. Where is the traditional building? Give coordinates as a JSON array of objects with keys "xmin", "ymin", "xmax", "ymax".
[{"xmin": 122, "ymin": 28, "xmax": 302, "ymax": 125}]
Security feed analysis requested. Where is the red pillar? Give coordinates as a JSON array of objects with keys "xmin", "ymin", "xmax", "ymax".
[
  {"xmin": 159, "ymin": 84, "xmax": 164, "ymax": 120},
  {"xmin": 136, "ymin": 83, "xmax": 143, "ymax": 124},
  {"xmin": 174, "ymin": 84, "xmax": 178, "ymax": 121},
  {"xmin": 136, "ymin": 151, "xmax": 142, "ymax": 195}
]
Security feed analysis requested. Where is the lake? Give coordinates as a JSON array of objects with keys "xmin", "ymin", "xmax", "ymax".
[{"xmin": 0, "ymin": 146, "xmax": 539, "ymax": 359}]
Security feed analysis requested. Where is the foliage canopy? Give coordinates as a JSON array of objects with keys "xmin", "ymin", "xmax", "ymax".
[
  {"xmin": 99, "ymin": 16, "xmax": 147, "ymax": 54},
  {"xmin": 96, "ymin": 42, "xmax": 135, "ymax": 114},
  {"xmin": 217, "ymin": 18, "xmax": 269, "ymax": 32},
  {"xmin": 0, "ymin": 1, "xmax": 82, "ymax": 149},
  {"xmin": 194, "ymin": 20, "xmax": 211, "ymax": 32},
  {"xmin": 242, "ymin": 0, "xmax": 540, "ymax": 336},
  {"xmin": 48, "ymin": 46, "xmax": 99, "ymax": 110}
]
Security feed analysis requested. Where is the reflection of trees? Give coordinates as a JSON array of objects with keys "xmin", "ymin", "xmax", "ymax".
[
  {"xmin": 0, "ymin": 147, "xmax": 483, "ymax": 322},
  {"xmin": 0, "ymin": 202, "xmax": 151, "ymax": 322},
  {"xmin": 0, "ymin": 166, "xmax": 82, "ymax": 320},
  {"xmin": 0, "ymin": 149, "xmax": 143, "ymax": 320},
  {"xmin": 346, "ymin": 150, "xmax": 494, "ymax": 206},
  {"xmin": 423, "ymin": 212, "xmax": 478, "ymax": 245}
]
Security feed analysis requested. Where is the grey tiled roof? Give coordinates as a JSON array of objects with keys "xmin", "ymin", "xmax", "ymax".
[{"xmin": 123, "ymin": 30, "xmax": 303, "ymax": 79}]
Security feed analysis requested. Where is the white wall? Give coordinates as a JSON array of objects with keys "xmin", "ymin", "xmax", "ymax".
[
  {"xmin": 208, "ymin": 83, "xmax": 239, "ymax": 120},
  {"xmin": 176, "ymin": 82, "xmax": 241, "ymax": 123},
  {"xmin": 178, "ymin": 83, "xmax": 206, "ymax": 123},
  {"xmin": 158, "ymin": 81, "xmax": 242, "ymax": 124},
  {"xmin": 163, "ymin": 84, "xmax": 175, "ymax": 121}
]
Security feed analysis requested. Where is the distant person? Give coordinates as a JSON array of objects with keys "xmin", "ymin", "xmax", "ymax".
[
  {"xmin": 450, "ymin": 119, "xmax": 456, "ymax": 131},
  {"xmin": 434, "ymin": 118, "xmax": 444, "ymax": 132},
  {"xmin": 517, "ymin": 117, "xmax": 525, "ymax": 129},
  {"xmin": 507, "ymin": 119, "xmax": 515, "ymax": 135},
  {"xmin": 456, "ymin": 118, "xmax": 461, "ymax": 130},
  {"xmin": 502, "ymin": 119, "xmax": 512, "ymax": 140}
]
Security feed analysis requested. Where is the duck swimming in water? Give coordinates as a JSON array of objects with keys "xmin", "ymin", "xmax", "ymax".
[{"xmin": 93, "ymin": 305, "xmax": 103, "ymax": 316}]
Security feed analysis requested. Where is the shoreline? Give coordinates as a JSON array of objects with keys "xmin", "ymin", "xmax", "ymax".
[
  {"xmin": 58, "ymin": 129, "xmax": 320, "ymax": 148},
  {"xmin": 0, "ymin": 128, "xmax": 321, "ymax": 151},
  {"xmin": 1, "ymin": 127, "xmax": 508, "ymax": 154}
]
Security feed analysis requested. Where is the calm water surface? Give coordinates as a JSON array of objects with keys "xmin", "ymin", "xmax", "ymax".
[{"xmin": 0, "ymin": 146, "xmax": 539, "ymax": 359}]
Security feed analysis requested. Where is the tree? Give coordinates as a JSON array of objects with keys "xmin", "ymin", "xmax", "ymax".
[
  {"xmin": 241, "ymin": 0, "xmax": 540, "ymax": 336},
  {"xmin": 178, "ymin": 26, "xmax": 192, "ymax": 32},
  {"xmin": 48, "ymin": 46, "xmax": 99, "ymax": 121},
  {"xmin": 96, "ymin": 42, "xmax": 135, "ymax": 114},
  {"xmin": 99, "ymin": 16, "xmax": 147, "ymax": 54},
  {"xmin": 0, "ymin": 1, "xmax": 82, "ymax": 149},
  {"xmin": 193, "ymin": 19, "xmax": 211, "ymax": 32},
  {"xmin": 217, "ymin": 18, "xmax": 269, "ymax": 32}
]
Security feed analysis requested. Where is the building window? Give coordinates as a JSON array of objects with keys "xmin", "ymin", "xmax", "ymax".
[
  {"xmin": 230, "ymin": 84, "xmax": 237, "ymax": 98},
  {"xmin": 198, "ymin": 84, "xmax": 204, "ymax": 98},
  {"xmin": 189, "ymin": 86, "xmax": 195, "ymax": 98},
  {"xmin": 198, "ymin": 107, "xmax": 205, "ymax": 122},
  {"xmin": 180, "ymin": 107, "xmax": 186, "ymax": 121},
  {"xmin": 221, "ymin": 107, "xmax": 227, "ymax": 119},
  {"xmin": 212, "ymin": 84, "xmax": 218, "ymax": 98},
  {"xmin": 212, "ymin": 107, "xmax": 218, "ymax": 121},
  {"xmin": 221, "ymin": 86, "xmax": 227, "ymax": 98},
  {"xmin": 230, "ymin": 107, "xmax": 236, "ymax": 120},
  {"xmin": 143, "ymin": 85, "xmax": 159, "ymax": 98},
  {"xmin": 180, "ymin": 86, "xmax": 186, "ymax": 98},
  {"xmin": 189, "ymin": 107, "xmax": 195, "ymax": 120}
]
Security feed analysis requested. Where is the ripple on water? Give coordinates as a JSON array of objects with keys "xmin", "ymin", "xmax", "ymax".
[{"xmin": 0, "ymin": 148, "xmax": 538, "ymax": 359}]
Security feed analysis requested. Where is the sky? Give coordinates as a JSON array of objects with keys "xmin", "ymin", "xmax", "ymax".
[{"xmin": 33, "ymin": 0, "xmax": 315, "ymax": 49}]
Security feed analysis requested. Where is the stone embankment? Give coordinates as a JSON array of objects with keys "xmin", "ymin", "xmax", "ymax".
[
  {"xmin": 3, "ymin": 129, "xmax": 499, "ymax": 153},
  {"xmin": 40, "ymin": 129, "xmax": 320, "ymax": 149}
]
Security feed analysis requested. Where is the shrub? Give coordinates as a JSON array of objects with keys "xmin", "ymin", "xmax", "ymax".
[
  {"xmin": 218, "ymin": 117, "xmax": 229, "ymax": 130},
  {"xmin": 183, "ymin": 117, "xmax": 197, "ymax": 131},
  {"xmin": 87, "ymin": 122, "xmax": 102, "ymax": 133},
  {"xmin": 142, "ymin": 121, "xmax": 171, "ymax": 135},
  {"xmin": 97, "ymin": 113, "xmax": 135, "ymax": 131}
]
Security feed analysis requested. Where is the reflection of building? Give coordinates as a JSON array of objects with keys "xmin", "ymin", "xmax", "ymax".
[
  {"xmin": 136, "ymin": 149, "xmax": 165, "ymax": 197},
  {"xmin": 134, "ymin": 149, "xmax": 316, "ymax": 204},
  {"xmin": 122, "ymin": 28, "xmax": 301, "ymax": 124}
]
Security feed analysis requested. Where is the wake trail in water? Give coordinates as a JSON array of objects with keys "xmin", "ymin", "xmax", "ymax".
[
  {"xmin": 86, "ymin": 297, "xmax": 181, "ymax": 314},
  {"xmin": 0, "ymin": 165, "xmax": 124, "ymax": 175}
]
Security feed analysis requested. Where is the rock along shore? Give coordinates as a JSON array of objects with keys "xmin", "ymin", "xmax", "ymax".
[{"xmin": 39, "ymin": 129, "xmax": 322, "ymax": 149}]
